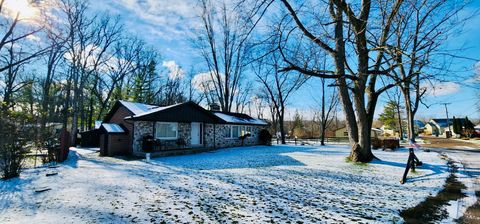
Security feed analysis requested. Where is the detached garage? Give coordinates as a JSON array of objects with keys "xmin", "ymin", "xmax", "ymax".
[{"xmin": 99, "ymin": 123, "xmax": 130, "ymax": 156}]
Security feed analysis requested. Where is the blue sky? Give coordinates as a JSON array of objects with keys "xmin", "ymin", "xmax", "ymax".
[{"xmin": 93, "ymin": 0, "xmax": 480, "ymax": 121}]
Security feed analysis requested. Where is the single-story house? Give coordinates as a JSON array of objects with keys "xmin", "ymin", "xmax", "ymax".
[
  {"xmin": 89, "ymin": 100, "xmax": 268, "ymax": 156},
  {"xmin": 424, "ymin": 118, "xmax": 465, "ymax": 137},
  {"xmin": 413, "ymin": 120, "xmax": 426, "ymax": 135},
  {"xmin": 379, "ymin": 120, "xmax": 424, "ymax": 138},
  {"xmin": 334, "ymin": 127, "xmax": 383, "ymax": 138}
]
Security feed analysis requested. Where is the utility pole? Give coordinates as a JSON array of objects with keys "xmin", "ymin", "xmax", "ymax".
[{"xmin": 442, "ymin": 103, "xmax": 452, "ymax": 138}]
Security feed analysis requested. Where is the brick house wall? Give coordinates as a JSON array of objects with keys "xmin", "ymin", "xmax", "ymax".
[
  {"xmin": 133, "ymin": 121, "xmax": 263, "ymax": 154},
  {"xmin": 204, "ymin": 124, "xmax": 262, "ymax": 148},
  {"xmin": 133, "ymin": 121, "xmax": 192, "ymax": 155}
]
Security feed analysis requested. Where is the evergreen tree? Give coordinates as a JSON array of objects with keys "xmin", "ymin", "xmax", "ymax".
[
  {"xmin": 290, "ymin": 110, "xmax": 305, "ymax": 138},
  {"xmin": 464, "ymin": 116, "xmax": 475, "ymax": 138},
  {"xmin": 452, "ymin": 116, "xmax": 462, "ymax": 136},
  {"xmin": 379, "ymin": 101, "xmax": 404, "ymax": 134}
]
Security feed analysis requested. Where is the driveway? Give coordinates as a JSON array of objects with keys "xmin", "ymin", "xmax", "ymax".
[{"xmin": 421, "ymin": 137, "xmax": 480, "ymax": 223}]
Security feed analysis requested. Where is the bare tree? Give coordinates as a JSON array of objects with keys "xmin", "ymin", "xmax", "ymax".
[
  {"xmin": 38, "ymin": 6, "xmax": 68, "ymax": 136},
  {"xmin": 60, "ymin": 0, "xmax": 123, "ymax": 141},
  {"xmin": 0, "ymin": 0, "xmax": 47, "ymax": 113},
  {"xmin": 0, "ymin": 1, "xmax": 47, "ymax": 74},
  {"xmin": 382, "ymin": 0, "xmax": 470, "ymax": 141},
  {"xmin": 92, "ymin": 37, "xmax": 142, "ymax": 121},
  {"xmin": 195, "ymin": 0, "xmax": 252, "ymax": 112},
  {"xmin": 313, "ymin": 78, "xmax": 339, "ymax": 146},
  {"xmin": 253, "ymin": 51, "xmax": 306, "ymax": 144},
  {"xmin": 1, "ymin": 42, "xmax": 31, "ymax": 112},
  {"xmin": 258, "ymin": 0, "xmax": 404, "ymax": 162}
]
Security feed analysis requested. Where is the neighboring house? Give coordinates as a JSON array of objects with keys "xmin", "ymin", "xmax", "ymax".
[
  {"xmin": 413, "ymin": 120, "xmax": 426, "ymax": 135},
  {"xmin": 380, "ymin": 125, "xmax": 397, "ymax": 137},
  {"xmin": 87, "ymin": 100, "xmax": 268, "ymax": 156},
  {"xmin": 475, "ymin": 124, "xmax": 480, "ymax": 135},
  {"xmin": 379, "ymin": 120, "xmax": 424, "ymax": 138},
  {"xmin": 424, "ymin": 118, "xmax": 465, "ymax": 137},
  {"xmin": 334, "ymin": 127, "xmax": 383, "ymax": 138}
]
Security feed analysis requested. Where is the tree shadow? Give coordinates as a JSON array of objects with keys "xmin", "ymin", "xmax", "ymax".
[{"xmin": 371, "ymin": 158, "xmax": 449, "ymax": 183}]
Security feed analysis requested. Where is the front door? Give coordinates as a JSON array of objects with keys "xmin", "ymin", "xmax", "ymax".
[{"xmin": 191, "ymin": 122, "xmax": 202, "ymax": 146}]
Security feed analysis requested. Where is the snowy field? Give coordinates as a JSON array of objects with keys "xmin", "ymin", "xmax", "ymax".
[{"xmin": 0, "ymin": 145, "xmax": 449, "ymax": 223}]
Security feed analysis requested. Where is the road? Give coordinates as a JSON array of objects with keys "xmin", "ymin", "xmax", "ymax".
[{"xmin": 420, "ymin": 137, "xmax": 480, "ymax": 223}]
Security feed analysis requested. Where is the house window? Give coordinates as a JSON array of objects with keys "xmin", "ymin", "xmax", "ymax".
[
  {"xmin": 241, "ymin": 126, "xmax": 252, "ymax": 137},
  {"xmin": 225, "ymin": 125, "xmax": 253, "ymax": 138},
  {"xmin": 226, "ymin": 126, "xmax": 233, "ymax": 138},
  {"xmin": 232, "ymin": 126, "xmax": 240, "ymax": 138},
  {"xmin": 155, "ymin": 122, "xmax": 178, "ymax": 139}
]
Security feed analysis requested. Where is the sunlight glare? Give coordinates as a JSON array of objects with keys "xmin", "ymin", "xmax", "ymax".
[{"xmin": 3, "ymin": 0, "xmax": 40, "ymax": 21}]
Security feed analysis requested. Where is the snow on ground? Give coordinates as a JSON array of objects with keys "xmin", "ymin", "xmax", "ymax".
[{"xmin": 0, "ymin": 145, "xmax": 449, "ymax": 223}]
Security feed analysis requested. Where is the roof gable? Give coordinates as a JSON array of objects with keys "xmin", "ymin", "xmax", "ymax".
[
  {"xmin": 431, "ymin": 118, "xmax": 465, "ymax": 127},
  {"xmin": 127, "ymin": 101, "xmax": 221, "ymax": 123},
  {"xmin": 103, "ymin": 100, "xmax": 158, "ymax": 122},
  {"xmin": 118, "ymin": 100, "xmax": 158, "ymax": 115}
]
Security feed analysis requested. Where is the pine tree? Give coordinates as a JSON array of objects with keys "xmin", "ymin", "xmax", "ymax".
[
  {"xmin": 379, "ymin": 101, "xmax": 404, "ymax": 134},
  {"xmin": 291, "ymin": 110, "xmax": 305, "ymax": 138},
  {"xmin": 464, "ymin": 116, "xmax": 475, "ymax": 138},
  {"xmin": 452, "ymin": 116, "xmax": 461, "ymax": 136}
]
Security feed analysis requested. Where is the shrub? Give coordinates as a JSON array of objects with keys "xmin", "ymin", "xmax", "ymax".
[
  {"xmin": 259, "ymin": 129, "xmax": 272, "ymax": 145},
  {"xmin": 0, "ymin": 114, "xmax": 28, "ymax": 180},
  {"xmin": 0, "ymin": 141, "xmax": 27, "ymax": 180}
]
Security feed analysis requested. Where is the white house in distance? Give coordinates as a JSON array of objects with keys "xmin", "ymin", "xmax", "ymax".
[
  {"xmin": 380, "ymin": 120, "xmax": 425, "ymax": 138},
  {"xmin": 334, "ymin": 127, "xmax": 383, "ymax": 138},
  {"xmin": 424, "ymin": 118, "xmax": 465, "ymax": 137}
]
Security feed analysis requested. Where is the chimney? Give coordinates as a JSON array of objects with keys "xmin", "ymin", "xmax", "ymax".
[{"xmin": 209, "ymin": 103, "xmax": 220, "ymax": 111}]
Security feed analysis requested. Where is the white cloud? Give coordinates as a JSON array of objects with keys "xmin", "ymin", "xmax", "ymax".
[
  {"xmin": 474, "ymin": 61, "xmax": 480, "ymax": 81},
  {"xmin": 192, "ymin": 72, "xmax": 216, "ymax": 92},
  {"xmin": 96, "ymin": 0, "xmax": 200, "ymax": 41},
  {"xmin": 26, "ymin": 34, "xmax": 41, "ymax": 42},
  {"xmin": 162, "ymin": 60, "xmax": 185, "ymax": 79},
  {"xmin": 192, "ymin": 71, "xmax": 233, "ymax": 93},
  {"xmin": 422, "ymin": 81, "xmax": 460, "ymax": 96}
]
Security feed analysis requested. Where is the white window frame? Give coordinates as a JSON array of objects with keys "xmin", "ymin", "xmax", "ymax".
[
  {"xmin": 155, "ymin": 122, "xmax": 178, "ymax": 140},
  {"xmin": 225, "ymin": 125, "xmax": 253, "ymax": 139},
  {"xmin": 225, "ymin": 125, "xmax": 233, "ymax": 138},
  {"xmin": 225, "ymin": 125, "xmax": 240, "ymax": 139}
]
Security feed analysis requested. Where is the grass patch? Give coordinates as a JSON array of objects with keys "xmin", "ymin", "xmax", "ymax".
[{"xmin": 345, "ymin": 157, "xmax": 368, "ymax": 166}]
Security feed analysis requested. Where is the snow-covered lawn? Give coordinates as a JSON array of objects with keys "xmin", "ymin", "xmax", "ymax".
[{"xmin": 0, "ymin": 145, "xmax": 449, "ymax": 223}]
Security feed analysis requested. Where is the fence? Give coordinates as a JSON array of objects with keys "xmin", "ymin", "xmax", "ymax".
[{"xmin": 273, "ymin": 137, "xmax": 350, "ymax": 145}]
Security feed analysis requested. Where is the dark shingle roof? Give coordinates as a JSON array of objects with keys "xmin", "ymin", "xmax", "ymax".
[{"xmin": 431, "ymin": 118, "xmax": 465, "ymax": 127}]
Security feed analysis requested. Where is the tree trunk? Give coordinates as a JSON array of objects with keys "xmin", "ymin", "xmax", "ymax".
[
  {"xmin": 279, "ymin": 111, "xmax": 286, "ymax": 144},
  {"xmin": 396, "ymin": 104, "xmax": 404, "ymax": 140},
  {"xmin": 402, "ymin": 87, "xmax": 416, "ymax": 141},
  {"xmin": 320, "ymin": 78, "xmax": 326, "ymax": 146}
]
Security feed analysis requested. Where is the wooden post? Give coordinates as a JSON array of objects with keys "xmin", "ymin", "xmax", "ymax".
[{"xmin": 401, "ymin": 148, "xmax": 421, "ymax": 184}]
